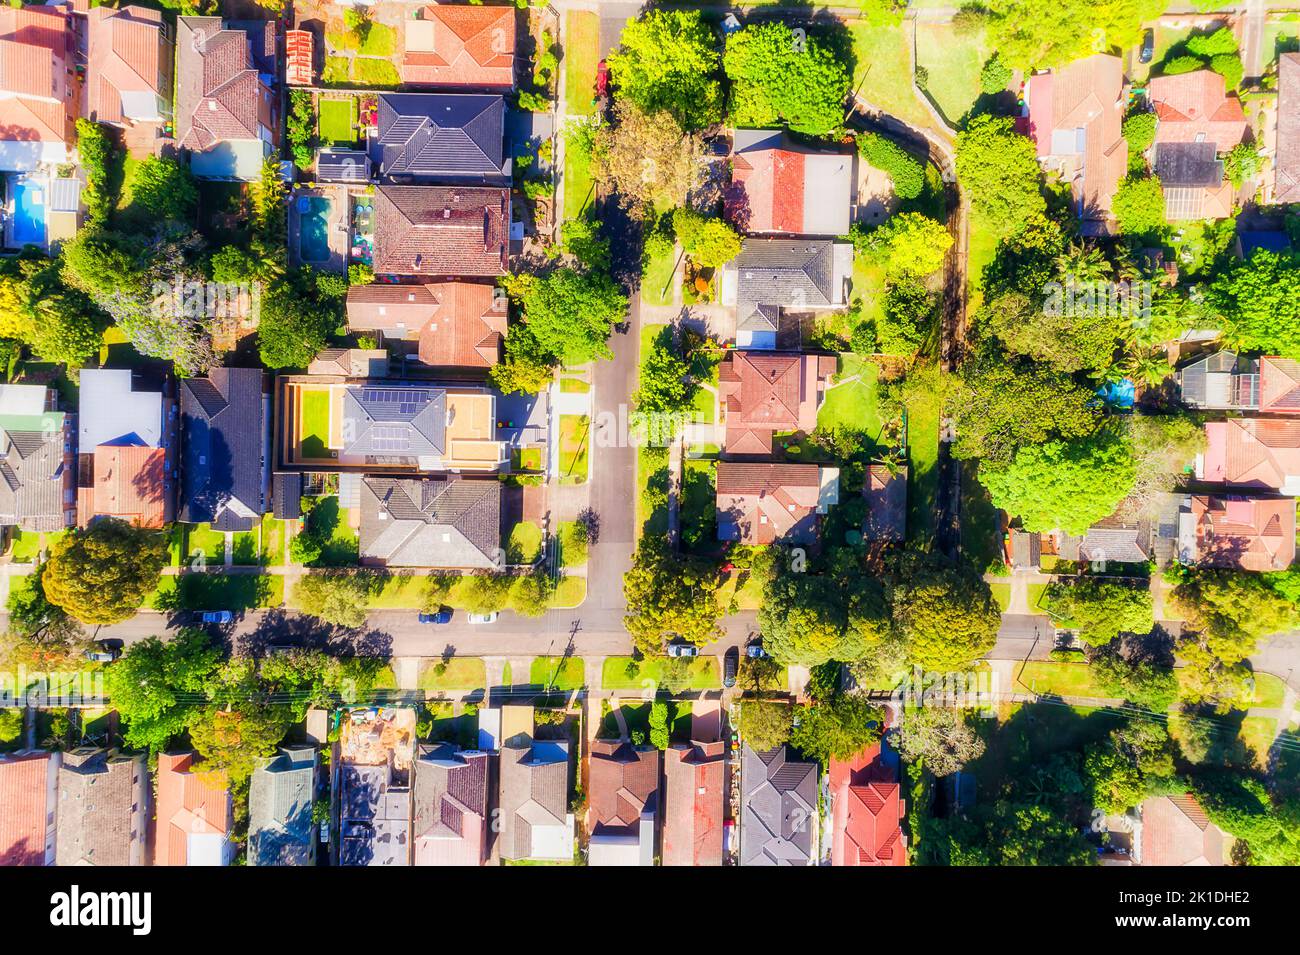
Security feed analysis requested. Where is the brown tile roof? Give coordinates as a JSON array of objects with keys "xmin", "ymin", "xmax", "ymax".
[
  {"xmin": 717, "ymin": 351, "xmax": 834, "ymax": 455},
  {"xmin": 1190, "ymin": 493, "xmax": 1297, "ymax": 571},
  {"xmin": 373, "ymin": 185, "xmax": 510, "ymax": 277},
  {"xmin": 716, "ymin": 461, "xmax": 822, "ymax": 545},
  {"xmin": 862, "ymin": 463, "xmax": 907, "ymax": 542},
  {"xmin": 1149, "ymin": 70, "xmax": 1248, "ymax": 154},
  {"xmin": 55, "ymin": 748, "xmax": 146, "ymax": 866},
  {"xmin": 412, "ymin": 743, "xmax": 489, "ymax": 866},
  {"xmin": 1260, "ymin": 357, "xmax": 1300, "ymax": 413},
  {"xmin": 346, "ymin": 282, "xmax": 506, "ymax": 367},
  {"xmin": 0, "ymin": 6, "xmax": 70, "ymax": 144},
  {"xmin": 1141, "ymin": 794, "xmax": 1225, "ymax": 866},
  {"xmin": 153, "ymin": 752, "xmax": 232, "ymax": 866},
  {"xmin": 402, "ymin": 5, "xmax": 515, "ymax": 89},
  {"xmin": 90, "ymin": 445, "xmax": 165, "ymax": 528},
  {"xmin": 85, "ymin": 5, "xmax": 166, "ymax": 126},
  {"xmin": 588, "ymin": 740, "xmax": 660, "ymax": 832},
  {"xmin": 175, "ymin": 17, "xmax": 274, "ymax": 152},
  {"xmin": 498, "ymin": 733, "xmax": 570, "ymax": 861},
  {"xmin": 662, "ymin": 741, "xmax": 724, "ymax": 867},
  {"xmin": 1278, "ymin": 54, "xmax": 1300, "ymax": 203},
  {"xmin": 0, "ymin": 752, "xmax": 55, "ymax": 866}
]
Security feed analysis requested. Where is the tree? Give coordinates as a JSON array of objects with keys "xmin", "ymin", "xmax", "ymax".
[
  {"xmin": 865, "ymin": 212, "xmax": 952, "ymax": 277},
  {"xmin": 559, "ymin": 216, "xmax": 610, "ymax": 272},
  {"xmin": 737, "ymin": 700, "xmax": 793, "ymax": 752},
  {"xmin": 874, "ymin": 279, "xmax": 936, "ymax": 356},
  {"xmin": 126, "ymin": 157, "xmax": 198, "ymax": 222},
  {"xmin": 983, "ymin": 0, "xmax": 1165, "ymax": 70},
  {"xmin": 1112, "ymin": 174, "xmax": 1166, "ymax": 238},
  {"xmin": 980, "ymin": 53, "xmax": 1012, "ymax": 94},
  {"xmin": 979, "ymin": 427, "xmax": 1137, "ymax": 535},
  {"xmin": 42, "ymin": 520, "xmax": 166, "ymax": 625},
  {"xmin": 606, "ymin": 9, "xmax": 723, "ymax": 129},
  {"xmin": 977, "ymin": 290, "xmax": 1124, "ymax": 374},
  {"xmin": 509, "ymin": 568, "xmax": 557, "ymax": 618},
  {"xmin": 856, "ymin": 133, "xmax": 924, "ymax": 199},
  {"xmin": 1040, "ymin": 578, "xmax": 1154, "ymax": 646},
  {"xmin": 76, "ymin": 119, "xmax": 116, "ymax": 225},
  {"xmin": 458, "ymin": 573, "xmax": 514, "ymax": 615},
  {"xmin": 892, "ymin": 555, "xmax": 1001, "ymax": 671},
  {"xmin": 955, "ymin": 114, "xmax": 1045, "ymax": 235},
  {"xmin": 893, "ymin": 707, "xmax": 986, "ymax": 777},
  {"xmin": 189, "ymin": 703, "xmax": 294, "ymax": 786},
  {"xmin": 623, "ymin": 537, "xmax": 724, "ymax": 654},
  {"xmin": 104, "ymin": 630, "xmax": 223, "ymax": 752},
  {"xmin": 1192, "ymin": 772, "xmax": 1300, "ymax": 866},
  {"xmin": 1090, "ymin": 641, "xmax": 1178, "ymax": 710},
  {"xmin": 1121, "ymin": 110, "xmax": 1157, "ymax": 154},
  {"xmin": 1169, "ymin": 567, "xmax": 1297, "ymax": 650},
  {"xmin": 1206, "ymin": 251, "xmax": 1300, "ymax": 359},
  {"xmin": 291, "ymin": 572, "xmax": 376, "ymax": 629},
  {"xmin": 590, "ymin": 101, "xmax": 702, "ymax": 214},
  {"xmin": 648, "ymin": 700, "xmax": 671, "ymax": 751},
  {"xmin": 789, "ymin": 696, "xmax": 883, "ymax": 765},
  {"xmin": 672, "ymin": 209, "xmax": 741, "ymax": 268},
  {"xmin": 632, "ymin": 329, "xmax": 694, "ymax": 418},
  {"xmin": 1119, "ymin": 414, "xmax": 1205, "ymax": 521},
  {"xmin": 491, "ymin": 323, "xmax": 558, "ymax": 395},
  {"xmin": 723, "ymin": 22, "xmax": 851, "ymax": 136},
  {"xmin": 258, "ymin": 274, "xmax": 335, "ymax": 369},
  {"xmin": 759, "ymin": 563, "xmax": 889, "ymax": 667},
  {"xmin": 507, "ymin": 267, "xmax": 627, "ymax": 367},
  {"xmin": 5, "ymin": 565, "xmax": 82, "ymax": 648},
  {"xmin": 948, "ymin": 350, "xmax": 1103, "ymax": 465},
  {"xmin": 1224, "ymin": 142, "xmax": 1262, "ymax": 189}
]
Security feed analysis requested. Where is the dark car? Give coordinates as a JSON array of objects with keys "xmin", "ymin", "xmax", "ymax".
[
  {"xmin": 723, "ymin": 647, "xmax": 738, "ymax": 688},
  {"xmin": 418, "ymin": 609, "xmax": 453, "ymax": 625},
  {"xmin": 1139, "ymin": 29, "xmax": 1154, "ymax": 64}
]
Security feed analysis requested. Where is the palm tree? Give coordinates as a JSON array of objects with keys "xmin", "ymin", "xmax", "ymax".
[
  {"xmin": 1055, "ymin": 242, "xmax": 1112, "ymax": 285},
  {"xmin": 1123, "ymin": 351, "xmax": 1174, "ymax": 390}
]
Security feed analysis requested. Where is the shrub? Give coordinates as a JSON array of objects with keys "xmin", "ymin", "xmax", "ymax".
[
  {"xmin": 980, "ymin": 54, "xmax": 1012, "ymax": 94},
  {"xmin": 1122, "ymin": 111, "xmax": 1157, "ymax": 155},
  {"xmin": 1160, "ymin": 55, "xmax": 1205, "ymax": 75},
  {"xmin": 857, "ymin": 132, "xmax": 924, "ymax": 199},
  {"xmin": 1210, "ymin": 53, "xmax": 1244, "ymax": 91}
]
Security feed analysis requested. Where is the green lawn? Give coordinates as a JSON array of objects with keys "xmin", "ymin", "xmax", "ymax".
[
  {"xmin": 146, "ymin": 573, "xmax": 283, "ymax": 611},
  {"xmin": 511, "ymin": 447, "xmax": 543, "ymax": 472},
  {"xmin": 419, "ymin": 658, "xmax": 487, "ymax": 694},
  {"xmin": 351, "ymin": 58, "xmax": 400, "ymax": 87},
  {"xmin": 819, "ymin": 357, "xmax": 884, "ymax": 442},
  {"xmin": 559, "ymin": 376, "xmax": 590, "ymax": 394},
  {"xmin": 260, "ymin": 514, "xmax": 286, "ymax": 567},
  {"xmin": 690, "ymin": 384, "xmax": 715, "ymax": 427},
  {"xmin": 641, "ymin": 240, "xmax": 678, "ymax": 307},
  {"xmin": 636, "ymin": 446, "xmax": 670, "ymax": 537},
  {"xmin": 1264, "ymin": 17, "xmax": 1300, "ymax": 70},
  {"xmin": 1252, "ymin": 672, "xmax": 1287, "ymax": 709},
  {"xmin": 990, "ymin": 583, "xmax": 1012, "ymax": 613},
  {"xmin": 1014, "ymin": 662, "xmax": 1108, "ymax": 700},
  {"xmin": 322, "ymin": 56, "xmax": 349, "ymax": 85},
  {"xmin": 849, "ymin": 22, "xmax": 935, "ymax": 134},
  {"xmin": 507, "ymin": 521, "xmax": 543, "ymax": 564},
  {"xmin": 299, "ymin": 388, "xmax": 331, "ymax": 460},
  {"xmin": 601, "ymin": 656, "xmax": 720, "ymax": 692},
  {"xmin": 563, "ymin": 11, "xmax": 600, "ymax": 117},
  {"xmin": 1026, "ymin": 582, "xmax": 1048, "ymax": 612},
  {"xmin": 599, "ymin": 700, "xmax": 653, "ymax": 740},
  {"xmin": 557, "ymin": 414, "xmax": 590, "ymax": 482},
  {"xmin": 915, "ymin": 22, "xmax": 986, "ymax": 125},
  {"xmin": 231, "ymin": 530, "xmax": 259, "ymax": 566},
  {"xmin": 8, "ymin": 529, "xmax": 58, "ymax": 563},
  {"xmin": 557, "ymin": 521, "xmax": 588, "ymax": 568},
  {"xmin": 183, "ymin": 524, "xmax": 227, "ymax": 565},
  {"xmin": 680, "ymin": 458, "xmax": 717, "ymax": 552},
  {"xmin": 718, "ymin": 568, "xmax": 764, "ymax": 612},
  {"xmin": 905, "ymin": 372, "xmax": 942, "ymax": 544},
  {"xmin": 318, "ymin": 96, "xmax": 356, "ymax": 146},
  {"xmin": 530, "ymin": 656, "xmax": 585, "ymax": 692}
]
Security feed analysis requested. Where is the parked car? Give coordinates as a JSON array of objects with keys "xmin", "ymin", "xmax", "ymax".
[
  {"xmin": 1139, "ymin": 29, "xmax": 1154, "ymax": 64},
  {"xmin": 418, "ymin": 609, "xmax": 453, "ymax": 625},
  {"xmin": 201, "ymin": 610, "xmax": 233, "ymax": 624},
  {"xmin": 84, "ymin": 641, "xmax": 120, "ymax": 664},
  {"xmin": 467, "ymin": 612, "xmax": 498, "ymax": 625},
  {"xmin": 745, "ymin": 643, "xmax": 768, "ymax": 659},
  {"xmin": 666, "ymin": 642, "xmax": 698, "ymax": 658},
  {"xmin": 723, "ymin": 647, "xmax": 738, "ymax": 688}
]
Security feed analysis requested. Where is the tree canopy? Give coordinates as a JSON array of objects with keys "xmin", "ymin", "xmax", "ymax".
[
  {"xmin": 1205, "ymin": 251, "xmax": 1300, "ymax": 359},
  {"xmin": 503, "ymin": 266, "xmax": 627, "ymax": 367},
  {"xmin": 1040, "ymin": 578, "xmax": 1155, "ymax": 646},
  {"xmin": 723, "ymin": 22, "xmax": 851, "ymax": 136},
  {"xmin": 607, "ymin": 10, "xmax": 723, "ymax": 129},
  {"xmin": 892, "ymin": 554, "xmax": 1001, "ymax": 671},
  {"xmin": 673, "ymin": 208, "xmax": 742, "ymax": 269},
  {"xmin": 955, "ymin": 114, "xmax": 1046, "ymax": 235},
  {"xmin": 42, "ymin": 520, "xmax": 167, "ymax": 625},
  {"xmin": 623, "ymin": 536, "xmax": 724, "ymax": 654},
  {"xmin": 983, "ymin": 0, "xmax": 1167, "ymax": 70},
  {"xmin": 590, "ymin": 101, "xmax": 702, "ymax": 214}
]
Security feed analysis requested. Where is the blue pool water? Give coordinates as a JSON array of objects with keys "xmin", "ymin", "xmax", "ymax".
[
  {"xmin": 11, "ymin": 179, "xmax": 45, "ymax": 247},
  {"xmin": 298, "ymin": 196, "xmax": 331, "ymax": 263}
]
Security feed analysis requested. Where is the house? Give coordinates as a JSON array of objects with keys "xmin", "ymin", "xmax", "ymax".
[
  {"xmin": 85, "ymin": 5, "xmax": 172, "ymax": 133},
  {"xmin": 335, "ymin": 707, "xmax": 416, "ymax": 867},
  {"xmin": 1008, "ymin": 528, "xmax": 1042, "ymax": 569},
  {"xmin": 1059, "ymin": 513, "xmax": 1152, "ymax": 565},
  {"xmin": 1275, "ymin": 53, "xmax": 1300, "ymax": 204},
  {"xmin": 248, "ymin": 746, "xmax": 317, "ymax": 866},
  {"xmin": 358, "ymin": 476, "xmax": 500, "ymax": 569},
  {"xmin": 0, "ymin": 384, "xmax": 70, "ymax": 532},
  {"xmin": 0, "ymin": 5, "xmax": 75, "ymax": 171},
  {"xmin": 373, "ymin": 185, "xmax": 510, "ymax": 277},
  {"xmin": 740, "ymin": 743, "xmax": 817, "ymax": 866},
  {"xmin": 829, "ymin": 741, "xmax": 906, "ymax": 866},
  {"xmin": 1023, "ymin": 54, "xmax": 1127, "ymax": 227},
  {"xmin": 1149, "ymin": 70, "xmax": 1248, "ymax": 154},
  {"xmin": 1178, "ymin": 493, "xmax": 1296, "ymax": 571},
  {"xmin": 55, "ymin": 748, "xmax": 148, "ymax": 866},
  {"xmin": 720, "ymin": 238, "xmax": 854, "ymax": 312},
  {"xmin": 179, "ymin": 368, "xmax": 269, "ymax": 531},
  {"xmin": 401, "ymin": 5, "xmax": 515, "ymax": 89},
  {"xmin": 174, "ymin": 17, "xmax": 279, "ymax": 180},
  {"xmin": 716, "ymin": 461, "xmax": 838, "ymax": 545},
  {"xmin": 717, "ymin": 351, "xmax": 836, "ymax": 455},
  {"xmin": 1139, "ymin": 794, "xmax": 1226, "ymax": 866},
  {"xmin": 412, "ymin": 743, "xmax": 490, "ymax": 866},
  {"xmin": 498, "ymin": 705, "xmax": 573, "ymax": 862},
  {"xmin": 662, "ymin": 739, "xmax": 725, "ymax": 867},
  {"xmin": 153, "ymin": 752, "xmax": 234, "ymax": 866},
  {"xmin": 307, "ymin": 347, "xmax": 389, "ymax": 378},
  {"xmin": 588, "ymin": 740, "xmax": 660, "ymax": 867},
  {"xmin": 347, "ymin": 282, "xmax": 507, "ymax": 368},
  {"xmin": 1200, "ymin": 418, "xmax": 1300, "ymax": 494},
  {"xmin": 370, "ymin": 93, "xmax": 508, "ymax": 183},
  {"xmin": 862, "ymin": 463, "xmax": 907, "ymax": 543},
  {"xmin": 0, "ymin": 750, "xmax": 60, "ymax": 866},
  {"xmin": 1175, "ymin": 351, "xmax": 1300, "ymax": 413},
  {"xmin": 76, "ymin": 369, "xmax": 170, "ymax": 529},
  {"xmin": 1154, "ymin": 140, "xmax": 1234, "ymax": 221},
  {"xmin": 335, "ymin": 382, "xmax": 505, "ymax": 472},
  {"xmin": 726, "ymin": 129, "xmax": 853, "ymax": 236}
]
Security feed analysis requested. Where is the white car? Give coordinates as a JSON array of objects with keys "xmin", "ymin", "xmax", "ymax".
[
  {"xmin": 666, "ymin": 643, "xmax": 698, "ymax": 658},
  {"xmin": 467, "ymin": 612, "xmax": 498, "ymax": 625}
]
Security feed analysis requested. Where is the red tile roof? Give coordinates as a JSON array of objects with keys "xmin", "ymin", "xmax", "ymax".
[
  {"xmin": 85, "ymin": 5, "xmax": 166, "ymax": 126},
  {"xmin": 373, "ymin": 186, "xmax": 510, "ymax": 277},
  {"xmin": 730, "ymin": 148, "xmax": 806, "ymax": 233},
  {"xmin": 589, "ymin": 740, "xmax": 660, "ymax": 832},
  {"xmin": 716, "ymin": 461, "xmax": 822, "ymax": 545},
  {"xmin": 401, "ymin": 6, "xmax": 515, "ymax": 89},
  {"xmin": 1141, "ymin": 794, "xmax": 1225, "ymax": 866},
  {"xmin": 828, "ymin": 743, "xmax": 906, "ymax": 866},
  {"xmin": 1190, "ymin": 493, "xmax": 1297, "ymax": 571},
  {"xmin": 1149, "ymin": 70, "xmax": 1248, "ymax": 154},
  {"xmin": 153, "ymin": 752, "xmax": 232, "ymax": 866},
  {"xmin": 1202, "ymin": 418, "xmax": 1300, "ymax": 491},
  {"xmin": 286, "ymin": 30, "xmax": 313, "ymax": 87},
  {"xmin": 662, "ymin": 740, "xmax": 725, "ymax": 867},
  {"xmin": 91, "ymin": 445, "xmax": 166, "ymax": 528},
  {"xmin": 717, "ymin": 351, "xmax": 834, "ymax": 455},
  {"xmin": 0, "ymin": 6, "xmax": 70, "ymax": 145},
  {"xmin": 0, "ymin": 752, "xmax": 54, "ymax": 866},
  {"xmin": 1260, "ymin": 357, "xmax": 1300, "ymax": 413}
]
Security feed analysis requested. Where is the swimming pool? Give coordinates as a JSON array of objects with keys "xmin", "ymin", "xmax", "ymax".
[
  {"xmin": 10, "ymin": 178, "xmax": 46, "ymax": 247},
  {"xmin": 298, "ymin": 195, "xmax": 331, "ymax": 263}
]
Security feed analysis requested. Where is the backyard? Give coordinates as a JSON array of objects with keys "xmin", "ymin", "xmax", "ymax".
[
  {"xmin": 318, "ymin": 96, "xmax": 357, "ymax": 146},
  {"xmin": 915, "ymin": 22, "xmax": 987, "ymax": 126}
]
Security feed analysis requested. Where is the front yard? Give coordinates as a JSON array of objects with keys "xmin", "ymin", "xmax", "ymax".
[
  {"xmin": 601, "ymin": 656, "xmax": 720, "ymax": 692},
  {"xmin": 530, "ymin": 656, "xmax": 585, "ymax": 692},
  {"xmin": 557, "ymin": 414, "xmax": 590, "ymax": 482}
]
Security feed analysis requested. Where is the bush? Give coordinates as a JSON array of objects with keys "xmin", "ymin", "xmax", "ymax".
[
  {"xmin": 287, "ymin": 89, "xmax": 315, "ymax": 170},
  {"xmin": 857, "ymin": 132, "xmax": 924, "ymax": 199},
  {"xmin": 1122, "ymin": 111, "xmax": 1157, "ymax": 155},
  {"xmin": 1160, "ymin": 55, "xmax": 1205, "ymax": 76},
  {"xmin": 1113, "ymin": 175, "xmax": 1166, "ymax": 236},
  {"xmin": 980, "ymin": 54, "xmax": 1012, "ymax": 94},
  {"xmin": 1210, "ymin": 53, "xmax": 1244, "ymax": 91},
  {"xmin": 1224, "ymin": 143, "xmax": 1262, "ymax": 188}
]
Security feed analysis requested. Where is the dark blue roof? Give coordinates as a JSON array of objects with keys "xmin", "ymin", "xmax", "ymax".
[
  {"xmin": 370, "ymin": 93, "xmax": 505, "ymax": 180},
  {"xmin": 180, "ymin": 368, "xmax": 267, "ymax": 531}
]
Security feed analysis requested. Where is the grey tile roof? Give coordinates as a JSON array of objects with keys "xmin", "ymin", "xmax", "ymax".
[
  {"xmin": 272, "ymin": 471, "xmax": 302, "ymax": 520},
  {"xmin": 740, "ymin": 744, "xmax": 817, "ymax": 866},
  {"xmin": 315, "ymin": 148, "xmax": 369, "ymax": 183},
  {"xmin": 499, "ymin": 738, "xmax": 569, "ymax": 861},
  {"xmin": 340, "ymin": 384, "xmax": 446, "ymax": 459},
  {"xmin": 55, "ymin": 748, "xmax": 146, "ymax": 867},
  {"xmin": 372, "ymin": 93, "xmax": 505, "ymax": 181},
  {"xmin": 0, "ymin": 404, "xmax": 66, "ymax": 532},
  {"xmin": 1153, "ymin": 141, "xmax": 1223, "ymax": 188},
  {"xmin": 359, "ymin": 476, "xmax": 500, "ymax": 569},
  {"xmin": 732, "ymin": 238, "xmax": 851, "ymax": 309},
  {"xmin": 248, "ymin": 746, "xmax": 316, "ymax": 866},
  {"xmin": 179, "ymin": 367, "xmax": 267, "ymax": 531}
]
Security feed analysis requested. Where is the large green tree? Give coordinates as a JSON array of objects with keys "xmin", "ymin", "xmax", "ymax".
[
  {"xmin": 1206, "ymin": 250, "xmax": 1300, "ymax": 359},
  {"xmin": 292, "ymin": 571, "xmax": 377, "ymax": 629},
  {"xmin": 983, "ymin": 0, "xmax": 1167, "ymax": 70},
  {"xmin": 892, "ymin": 555, "xmax": 1000, "ymax": 671},
  {"xmin": 723, "ymin": 22, "xmax": 850, "ymax": 136},
  {"xmin": 623, "ymin": 537, "xmax": 724, "ymax": 654},
  {"xmin": 258, "ymin": 271, "xmax": 336, "ymax": 369},
  {"xmin": 506, "ymin": 267, "xmax": 628, "ymax": 367},
  {"xmin": 789, "ymin": 696, "xmax": 883, "ymax": 765},
  {"xmin": 42, "ymin": 520, "xmax": 167, "ymax": 625},
  {"xmin": 104, "ymin": 630, "xmax": 223, "ymax": 752},
  {"xmin": 955, "ymin": 114, "xmax": 1046, "ymax": 236},
  {"xmin": 1040, "ymin": 578, "xmax": 1154, "ymax": 646},
  {"xmin": 607, "ymin": 9, "xmax": 723, "ymax": 129},
  {"xmin": 894, "ymin": 707, "xmax": 986, "ymax": 777}
]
